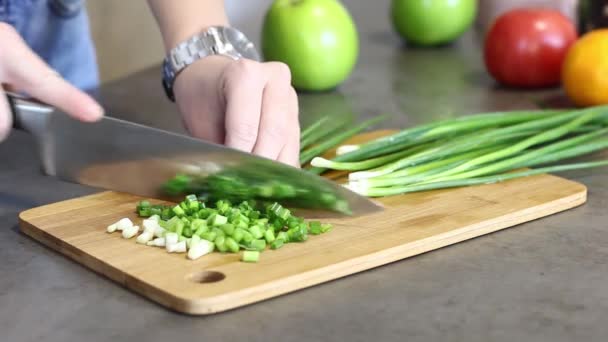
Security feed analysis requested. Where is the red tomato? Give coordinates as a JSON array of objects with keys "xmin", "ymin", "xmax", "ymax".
[{"xmin": 484, "ymin": 8, "xmax": 577, "ymax": 88}]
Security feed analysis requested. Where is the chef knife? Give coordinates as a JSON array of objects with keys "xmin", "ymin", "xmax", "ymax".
[{"xmin": 8, "ymin": 92, "xmax": 382, "ymax": 216}]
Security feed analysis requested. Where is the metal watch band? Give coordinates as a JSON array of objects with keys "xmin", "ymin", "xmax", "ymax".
[{"xmin": 162, "ymin": 26, "xmax": 256, "ymax": 102}]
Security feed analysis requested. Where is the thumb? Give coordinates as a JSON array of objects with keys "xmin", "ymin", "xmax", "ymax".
[{"xmin": 0, "ymin": 23, "xmax": 104, "ymax": 122}]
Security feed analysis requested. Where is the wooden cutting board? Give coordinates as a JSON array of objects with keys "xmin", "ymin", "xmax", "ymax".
[{"xmin": 19, "ymin": 130, "xmax": 587, "ymax": 315}]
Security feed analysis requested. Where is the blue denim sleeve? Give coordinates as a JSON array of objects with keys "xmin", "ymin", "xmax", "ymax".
[{"xmin": 1, "ymin": 0, "xmax": 99, "ymax": 92}]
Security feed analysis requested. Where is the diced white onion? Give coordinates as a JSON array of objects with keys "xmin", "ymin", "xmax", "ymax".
[
  {"xmin": 121, "ymin": 225, "xmax": 139, "ymax": 239},
  {"xmin": 187, "ymin": 240, "xmax": 214, "ymax": 260},
  {"xmin": 165, "ymin": 232, "xmax": 179, "ymax": 247},
  {"xmin": 153, "ymin": 226, "xmax": 166, "ymax": 238},
  {"xmin": 136, "ymin": 231, "xmax": 154, "ymax": 244},
  {"xmin": 146, "ymin": 237, "xmax": 166, "ymax": 247},
  {"xmin": 167, "ymin": 241, "xmax": 187, "ymax": 253},
  {"xmin": 106, "ymin": 223, "xmax": 117, "ymax": 233},
  {"xmin": 116, "ymin": 218, "xmax": 133, "ymax": 231},
  {"xmin": 142, "ymin": 219, "xmax": 161, "ymax": 234}
]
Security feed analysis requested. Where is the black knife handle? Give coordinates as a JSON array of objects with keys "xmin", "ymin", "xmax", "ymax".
[{"xmin": 6, "ymin": 92, "xmax": 53, "ymax": 133}]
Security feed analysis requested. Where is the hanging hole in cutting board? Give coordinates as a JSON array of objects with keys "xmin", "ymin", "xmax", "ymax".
[{"xmin": 188, "ymin": 271, "xmax": 226, "ymax": 284}]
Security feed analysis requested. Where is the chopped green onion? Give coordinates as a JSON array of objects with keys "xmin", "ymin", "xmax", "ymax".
[
  {"xmin": 172, "ymin": 204, "xmax": 186, "ymax": 217},
  {"xmin": 241, "ymin": 250, "xmax": 260, "ymax": 263},
  {"xmin": 225, "ymin": 237, "xmax": 240, "ymax": 253},
  {"xmin": 249, "ymin": 225, "xmax": 264, "ymax": 239},
  {"xmin": 264, "ymin": 229, "xmax": 276, "ymax": 243},
  {"xmin": 200, "ymin": 231, "xmax": 217, "ymax": 242},
  {"xmin": 215, "ymin": 236, "xmax": 227, "ymax": 253},
  {"xmin": 220, "ymin": 223, "xmax": 235, "ymax": 236},
  {"xmin": 249, "ymin": 239, "xmax": 266, "ymax": 251},
  {"xmin": 270, "ymin": 239, "xmax": 285, "ymax": 250}
]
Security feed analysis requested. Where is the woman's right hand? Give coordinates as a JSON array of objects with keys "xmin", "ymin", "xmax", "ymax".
[{"xmin": 0, "ymin": 22, "xmax": 104, "ymax": 141}]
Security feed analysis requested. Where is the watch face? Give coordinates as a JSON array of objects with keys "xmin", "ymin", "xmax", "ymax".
[{"xmin": 220, "ymin": 27, "xmax": 261, "ymax": 61}]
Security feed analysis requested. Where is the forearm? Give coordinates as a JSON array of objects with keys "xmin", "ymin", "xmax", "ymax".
[{"xmin": 147, "ymin": 0, "xmax": 230, "ymax": 52}]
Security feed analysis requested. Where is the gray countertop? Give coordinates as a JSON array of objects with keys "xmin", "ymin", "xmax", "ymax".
[{"xmin": 2, "ymin": 2, "xmax": 608, "ymax": 341}]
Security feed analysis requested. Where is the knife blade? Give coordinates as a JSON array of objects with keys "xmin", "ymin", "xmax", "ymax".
[{"xmin": 8, "ymin": 93, "xmax": 382, "ymax": 216}]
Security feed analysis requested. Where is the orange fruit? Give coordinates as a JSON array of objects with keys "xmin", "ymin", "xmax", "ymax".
[{"xmin": 562, "ymin": 29, "xmax": 608, "ymax": 107}]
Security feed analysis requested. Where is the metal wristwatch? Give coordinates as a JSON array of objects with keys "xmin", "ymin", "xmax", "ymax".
[{"xmin": 161, "ymin": 26, "xmax": 261, "ymax": 101}]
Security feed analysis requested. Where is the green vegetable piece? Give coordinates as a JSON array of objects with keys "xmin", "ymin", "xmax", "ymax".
[
  {"xmin": 274, "ymin": 183, "xmax": 296, "ymax": 197},
  {"xmin": 309, "ymin": 221, "xmax": 322, "ymax": 235},
  {"xmin": 225, "ymin": 237, "xmax": 240, "ymax": 253},
  {"xmin": 172, "ymin": 204, "xmax": 186, "ymax": 217},
  {"xmin": 272, "ymin": 219, "xmax": 284, "ymax": 231},
  {"xmin": 138, "ymin": 208, "xmax": 151, "ymax": 217},
  {"xmin": 232, "ymin": 228, "xmax": 245, "ymax": 243},
  {"xmin": 319, "ymin": 193, "xmax": 336, "ymax": 205},
  {"xmin": 287, "ymin": 218, "xmax": 299, "ymax": 229},
  {"xmin": 161, "ymin": 208, "xmax": 172, "ymax": 220},
  {"xmin": 277, "ymin": 208, "xmax": 291, "ymax": 220},
  {"xmin": 174, "ymin": 220, "xmax": 185, "ymax": 237},
  {"xmin": 287, "ymin": 226, "xmax": 308, "ymax": 242},
  {"xmin": 255, "ymin": 184, "xmax": 274, "ymax": 198},
  {"xmin": 149, "ymin": 207, "xmax": 162, "ymax": 216},
  {"xmin": 215, "ymin": 236, "xmax": 227, "ymax": 253},
  {"xmin": 238, "ymin": 213, "xmax": 250, "ymax": 224},
  {"xmin": 200, "ymin": 231, "xmax": 217, "ymax": 242},
  {"xmin": 249, "ymin": 225, "xmax": 264, "ymax": 239},
  {"xmin": 191, "ymin": 218, "xmax": 207, "ymax": 230},
  {"xmin": 182, "ymin": 227, "xmax": 193, "ymax": 238},
  {"xmin": 255, "ymin": 218, "xmax": 268, "ymax": 225},
  {"xmin": 178, "ymin": 235, "xmax": 187, "ymax": 243},
  {"xmin": 321, "ymin": 223, "xmax": 333, "ymax": 233},
  {"xmin": 188, "ymin": 200, "xmax": 200, "ymax": 212},
  {"xmin": 194, "ymin": 224, "xmax": 209, "ymax": 237},
  {"xmin": 211, "ymin": 227, "xmax": 225, "ymax": 238},
  {"xmin": 215, "ymin": 200, "xmax": 231, "ymax": 215},
  {"xmin": 242, "ymin": 231, "xmax": 254, "ymax": 244},
  {"xmin": 250, "ymin": 239, "xmax": 266, "ymax": 251},
  {"xmin": 276, "ymin": 231, "xmax": 288, "ymax": 243},
  {"xmin": 197, "ymin": 209, "xmax": 210, "ymax": 219},
  {"xmin": 138, "ymin": 200, "xmax": 151, "ymax": 208},
  {"xmin": 163, "ymin": 174, "xmax": 191, "ymax": 196},
  {"xmin": 221, "ymin": 223, "xmax": 235, "ymax": 236},
  {"xmin": 264, "ymin": 229, "xmax": 276, "ymax": 243},
  {"xmin": 241, "ymin": 250, "xmax": 260, "ymax": 263},
  {"xmin": 236, "ymin": 220, "xmax": 249, "ymax": 229},
  {"xmin": 185, "ymin": 194, "xmax": 197, "ymax": 202},
  {"xmin": 270, "ymin": 239, "xmax": 285, "ymax": 250},
  {"xmin": 209, "ymin": 214, "xmax": 228, "ymax": 226}
]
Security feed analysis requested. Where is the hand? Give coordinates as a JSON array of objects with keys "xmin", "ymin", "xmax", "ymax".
[
  {"xmin": 173, "ymin": 56, "xmax": 300, "ymax": 167},
  {"xmin": 0, "ymin": 23, "xmax": 103, "ymax": 141}
]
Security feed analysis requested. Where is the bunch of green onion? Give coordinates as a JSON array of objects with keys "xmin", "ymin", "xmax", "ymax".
[
  {"xmin": 135, "ymin": 195, "xmax": 332, "ymax": 262},
  {"xmin": 299, "ymin": 115, "xmax": 387, "ymax": 165},
  {"xmin": 306, "ymin": 106, "xmax": 608, "ymax": 197}
]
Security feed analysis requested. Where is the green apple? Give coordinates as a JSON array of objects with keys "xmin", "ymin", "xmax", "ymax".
[
  {"xmin": 391, "ymin": 0, "xmax": 477, "ymax": 46},
  {"xmin": 262, "ymin": 0, "xmax": 358, "ymax": 91}
]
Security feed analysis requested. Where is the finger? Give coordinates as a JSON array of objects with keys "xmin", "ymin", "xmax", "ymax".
[
  {"xmin": 223, "ymin": 59, "xmax": 264, "ymax": 152},
  {"xmin": 0, "ymin": 23, "xmax": 103, "ymax": 122},
  {"xmin": 252, "ymin": 62, "xmax": 292, "ymax": 160},
  {"xmin": 0, "ymin": 89, "xmax": 12, "ymax": 141},
  {"xmin": 277, "ymin": 87, "xmax": 300, "ymax": 167}
]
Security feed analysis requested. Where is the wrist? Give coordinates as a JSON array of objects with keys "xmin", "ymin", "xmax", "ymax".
[{"xmin": 161, "ymin": 26, "xmax": 260, "ymax": 102}]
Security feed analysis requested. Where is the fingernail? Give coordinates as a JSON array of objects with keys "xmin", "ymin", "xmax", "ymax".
[{"xmin": 86, "ymin": 103, "xmax": 105, "ymax": 121}]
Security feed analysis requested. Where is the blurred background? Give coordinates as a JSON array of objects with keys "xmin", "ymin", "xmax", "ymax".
[
  {"xmin": 87, "ymin": 0, "xmax": 273, "ymax": 83},
  {"xmin": 87, "ymin": 0, "xmax": 579, "ymax": 84}
]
